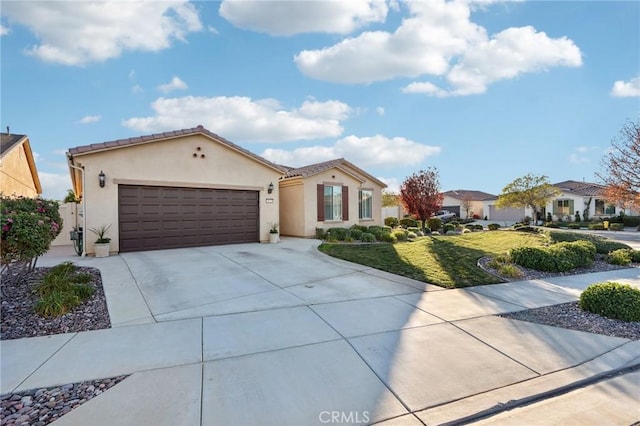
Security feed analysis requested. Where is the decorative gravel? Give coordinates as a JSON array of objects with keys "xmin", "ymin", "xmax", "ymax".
[
  {"xmin": 479, "ymin": 255, "xmax": 640, "ymax": 340},
  {"xmin": 500, "ymin": 302, "xmax": 640, "ymax": 341},
  {"xmin": 1, "ymin": 266, "xmax": 127, "ymax": 425},
  {"xmin": 1, "ymin": 266, "xmax": 111, "ymax": 340},
  {"xmin": 1, "ymin": 377, "xmax": 127, "ymax": 426}
]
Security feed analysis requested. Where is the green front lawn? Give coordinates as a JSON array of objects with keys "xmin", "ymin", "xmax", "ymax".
[{"xmin": 319, "ymin": 231, "xmax": 547, "ymax": 288}]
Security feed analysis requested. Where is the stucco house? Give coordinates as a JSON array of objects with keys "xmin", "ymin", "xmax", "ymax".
[
  {"xmin": 67, "ymin": 126, "xmax": 284, "ymax": 255},
  {"xmin": 279, "ymin": 158, "xmax": 386, "ymax": 237},
  {"xmin": 482, "ymin": 179, "xmax": 638, "ymax": 223},
  {"xmin": 0, "ymin": 132, "xmax": 42, "ymax": 198},
  {"xmin": 442, "ymin": 190, "xmax": 495, "ymax": 219},
  {"xmin": 545, "ymin": 180, "xmax": 638, "ymax": 220}
]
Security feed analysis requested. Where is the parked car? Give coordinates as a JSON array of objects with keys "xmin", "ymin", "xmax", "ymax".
[{"xmin": 433, "ymin": 210, "xmax": 457, "ymax": 221}]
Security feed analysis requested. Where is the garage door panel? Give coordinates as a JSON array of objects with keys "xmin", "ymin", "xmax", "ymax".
[{"xmin": 118, "ymin": 185, "xmax": 259, "ymax": 252}]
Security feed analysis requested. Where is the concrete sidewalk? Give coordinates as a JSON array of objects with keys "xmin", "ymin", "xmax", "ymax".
[{"xmin": 2, "ymin": 239, "xmax": 639, "ymax": 425}]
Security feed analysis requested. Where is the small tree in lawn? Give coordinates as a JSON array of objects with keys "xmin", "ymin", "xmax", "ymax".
[
  {"xmin": 399, "ymin": 167, "xmax": 444, "ymax": 227},
  {"xmin": 596, "ymin": 118, "xmax": 640, "ymax": 211},
  {"xmin": 496, "ymin": 174, "xmax": 559, "ymax": 224}
]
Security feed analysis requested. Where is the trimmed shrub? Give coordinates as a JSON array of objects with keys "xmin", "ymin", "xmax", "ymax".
[
  {"xmin": 606, "ymin": 249, "xmax": 633, "ymax": 265},
  {"xmin": 465, "ymin": 224, "xmax": 475, "ymax": 230},
  {"xmin": 426, "ymin": 218, "xmax": 442, "ymax": 231},
  {"xmin": 588, "ymin": 222, "xmax": 605, "ymax": 230},
  {"xmin": 609, "ymin": 223, "xmax": 625, "ymax": 231},
  {"xmin": 545, "ymin": 230, "xmax": 631, "ymax": 254},
  {"xmin": 474, "ymin": 224, "xmax": 484, "ymax": 231},
  {"xmin": 350, "ymin": 224, "xmax": 369, "ymax": 232},
  {"xmin": 382, "ymin": 225, "xmax": 393, "ymax": 233},
  {"xmin": 315, "ymin": 227, "xmax": 326, "ymax": 240},
  {"xmin": 513, "ymin": 225, "xmax": 539, "ymax": 233},
  {"xmin": 544, "ymin": 222, "xmax": 560, "ymax": 228},
  {"xmin": 392, "ymin": 230, "xmax": 408, "ymax": 242},
  {"xmin": 367, "ymin": 226, "xmax": 384, "ymax": 240},
  {"xmin": 442, "ymin": 223, "xmax": 455, "ymax": 233},
  {"xmin": 422, "ymin": 227, "xmax": 431, "ymax": 234},
  {"xmin": 349, "ymin": 229, "xmax": 364, "ymax": 241},
  {"xmin": 488, "ymin": 223, "xmax": 501, "ymax": 231},
  {"xmin": 361, "ymin": 232, "xmax": 376, "ymax": 243},
  {"xmin": 579, "ymin": 282, "xmax": 640, "ymax": 322},
  {"xmin": 380, "ymin": 233, "xmax": 398, "ymax": 243},
  {"xmin": 631, "ymin": 250, "xmax": 640, "ymax": 263},
  {"xmin": 407, "ymin": 227, "xmax": 420, "ymax": 233},
  {"xmin": 511, "ymin": 240, "xmax": 596, "ymax": 272},
  {"xmin": 462, "ymin": 228, "xmax": 471, "ymax": 234},
  {"xmin": 449, "ymin": 220, "xmax": 460, "ymax": 227},
  {"xmin": 384, "ymin": 216, "xmax": 399, "ymax": 227},
  {"xmin": 567, "ymin": 223, "xmax": 582, "ymax": 229},
  {"xmin": 399, "ymin": 217, "xmax": 418, "ymax": 228},
  {"xmin": 622, "ymin": 215, "xmax": 640, "ymax": 227},
  {"xmin": 327, "ymin": 227, "xmax": 349, "ymax": 241},
  {"xmin": 407, "ymin": 231, "xmax": 418, "ymax": 239}
]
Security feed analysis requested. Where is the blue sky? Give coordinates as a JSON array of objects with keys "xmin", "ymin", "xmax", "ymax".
[{"xmin": 2, "ymin": 0, "xmax": 639, "ymax": 201}]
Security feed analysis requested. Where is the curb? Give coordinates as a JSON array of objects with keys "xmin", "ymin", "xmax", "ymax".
[{"xmin": 417, "ymin": 340, "xmax": 640, "ymax": 425}]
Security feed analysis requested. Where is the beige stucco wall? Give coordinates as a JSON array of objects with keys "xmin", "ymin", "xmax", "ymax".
[
  {"xmin": 279, "ymin": 178, "xmax": 305, "ymax": 236},
  {"xmin": 71, "ymin": 134, "xmax": 281, "ymax": 254},
  {"xmin": 0, "ymin": 145, "xmax": 39, "ymax": 198},
  {"xmin": 292, "ymin": 168, "xmax": 384, "ymax": 237},
  {"xmin": 51, "ymin": 202, "xmax": 80, "ymax": 246}
]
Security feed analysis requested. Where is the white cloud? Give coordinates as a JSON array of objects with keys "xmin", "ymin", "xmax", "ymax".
[
  {"xmin": 208, "ymin": 26, "xmax": 219, "ymax": 35},
  {"xmin": 610, "ymin": 76, "xmax": 640, "ymax": 97},
  {"xmin": 0, "ymin": 24, "xmax": 9, "ymax": 36},
  {"xmin": 295, "ymin": 0, "xmax": 582, "ymax": 95},
  {"xmin": 77, "ymin": 115, "xmax": 101, "ymax": 124},
  {"xmin": 219, "ymin": 0, "xmax": 388, "ymax": 36},
  {"xmin": 40, "ymin": 171, "xmax": 72, "ymax": 201},
  {"xmin": 131, "ymin": 85, "xmax": 143, "ymax": 94},
  {"xmin": 1, "ymin": 1, "xmax": 202, "ymax": 66},
  {"xmin": 378, "ymin": 176, "xmax": 400, "ymax": 193},
  {"xmin": 261, "ymin": 134, "xmax": 441, "ymax": 168},
  {"xmin": 158, "ymin": 76, "xmax": 188, "ymax": 93},
  {"xmin": 128, "ymin": 69, "xmax": 136, "ymax": 80},
  {"xmin": 568, "ymin": 146, "xmax": 597, "ymax": 164},
  {"xmin": 376, "ymin": 106, "xmax": 385, "ymax": 116},
  {"xmin": 122, "ymin": 96, "xmax": 351, "ymax": 143}
]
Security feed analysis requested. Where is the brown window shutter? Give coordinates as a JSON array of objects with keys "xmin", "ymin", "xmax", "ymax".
[
  {"xmin": 342, "ymin": 186, "xmax": 349, "ymax": 221},
  {"xmin": 317, "ymin": 184, "xmax": 325, "ymax": 221}
]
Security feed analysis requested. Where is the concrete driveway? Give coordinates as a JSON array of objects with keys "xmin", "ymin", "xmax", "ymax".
[{"xmin": 9, "ymin": 238, "xmax": 640, "ymax": 425}]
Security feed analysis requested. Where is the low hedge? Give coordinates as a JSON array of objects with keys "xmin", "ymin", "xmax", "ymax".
[
  {"xmin": 327, "ymin": 227, "xmax": 350, "ymax": 241},
  {"xmin": 545, "ymin": 230, "xmax": 631, "ymax": 254},
  {"xmin": 488, "ymin": 223, "xmax": 501, "ymax": 231},
  {"xmin": 400, "ymin": 217, "xmax": 418, "ymax": 228},
  {"xmin": 384, "ymin": 217, "xmax": 399, "ymax": 227},
  {"xmin": 511, "ymin": 240, "xmax": 596, "ymax": 272},
  {"xmin": 579, "ymin": 282, "xmax": 640, "ymax": 322},
  {"xmin": 609, "ymin": 223, "xmax": 624, "ymax": 231},
  {"xmin": 622, "ymin": 215, "xmax": 640, "ymax": 227},
  {"xmin": 588, "ymin": 223, "xmax": 605, "ymax": 230}
]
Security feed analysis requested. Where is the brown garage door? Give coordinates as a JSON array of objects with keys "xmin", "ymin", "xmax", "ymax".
[{"xmin": 118, "ymin": 185, "xmax": 259, "ymax": 252}]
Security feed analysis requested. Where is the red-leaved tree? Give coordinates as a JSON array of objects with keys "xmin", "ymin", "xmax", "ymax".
[
  {"xmin": 596, "ymin": 118, "xmax": 640, "ymax": 211},
  {"xmin": 400, "ymin": 167, "xmax": 444, "ymax": 226}
]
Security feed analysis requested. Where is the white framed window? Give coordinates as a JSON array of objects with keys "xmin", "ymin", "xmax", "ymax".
[
  {"xmin": 359, "ymin": 189, "xmax": 373, "ymax": 220},
  {"xmin": 324, "ymin": 185, "xmax": 342, "ymax": 221}
]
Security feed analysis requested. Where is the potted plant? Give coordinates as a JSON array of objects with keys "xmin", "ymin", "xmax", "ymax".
[
  {"xmin": 90, "ymin": 224, "xmax": 112, "ymax": 258},
  {"xmin": 269, "ymin": 222, "xmax": 279, "ymax": 244}
]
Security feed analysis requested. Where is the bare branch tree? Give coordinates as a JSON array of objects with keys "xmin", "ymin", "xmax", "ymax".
[{"xmin": 596, "ymin": 118, "xmax": 640, "ymax": 211}]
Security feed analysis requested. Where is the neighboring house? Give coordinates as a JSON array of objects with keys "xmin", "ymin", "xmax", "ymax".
[
  {"xmin": 67, "ymin": 126, "xmax": 284, "ymax": 254},
  {"xmin": 279, "ymin": 158, "xmax": 386, "ymax": 237},
  {"xmin": 482, "ymin": 179, "xmax": 638, "ymax": 223},
  {"xmin": 0, "ymin": 132, "xmax": 42, "ymax": 198},
  {"xmin": 442, "ymin": 190, "xmax": 495, "ymax": 219},
  {"xmin": 546, "ymin": 180, "xmax": 638, "ymax": 220}
]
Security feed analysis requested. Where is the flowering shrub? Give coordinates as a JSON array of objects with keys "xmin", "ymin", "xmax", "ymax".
[{"xmin": 1, "ymin": 196, "xmax": 62, "ymax": 267}]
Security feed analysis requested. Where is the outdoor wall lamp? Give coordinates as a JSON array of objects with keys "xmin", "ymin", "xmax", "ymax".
[
  {"xmin": 268, "ymin": 182, "xmax": 274, "ymax": 194},
  {"xmin": 98, "ymin": 170, "xmax": 106, "ymax": 188}
]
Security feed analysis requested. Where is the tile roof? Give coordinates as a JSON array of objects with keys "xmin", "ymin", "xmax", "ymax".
[
  {"xmin": 443, "ymin": 189, "xmax": 496, "ymax": 201},
  {"xmin": 67, "ymin": 125, "xmax": 288, "ymax": 173},
  {"xmin": 0, "ymin": 133, "xmax": 27, "ymax": 158},
  {"xmin": 283, "ymin": 158, "xmax": 387, "ymax": 187},
  {"xmin": 552, "ymin": 180, "xmax": 607, "ymax": 197}
]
